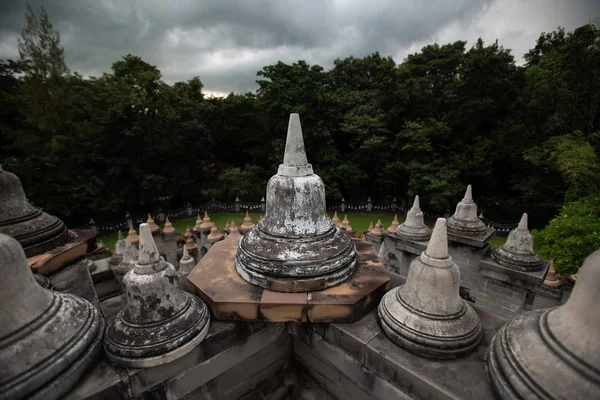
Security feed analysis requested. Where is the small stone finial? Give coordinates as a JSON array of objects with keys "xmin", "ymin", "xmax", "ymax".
[
  {"xmin": 487, "ymin": 249, "xmax": 600, "ymax": 399},
  {"xmin": 184, "ymin": 226, "xmax": 192, "ymax": 240},
  {"xmin": 127, "ymin": 225, "xmax": 139, "ymax": 245},
  {"xmin": 193, "ymin": 214, "xmax": 202, "ymax": 232},
  {"xmin": 199, "ymin": 211, "xmax": 214, "ymax": 233},
  {"xmin": 110, "ymin": 230, "xmax": 127, "ymax": 265},
  {"xmin": 240, "ymin": 211, "xmax": 255, "ymax": 232},
  {"xmin": 543, "ymin": 260, "xmax": 561, "ymax": 287},
  {"xmin": 395, "ymin": 195, "xmax": 432, "ymax": 241},
  {"xmin": 370, "ymin": 219, "xmax": 384, "ymax": 237},
  {"xmin": 163, "ymin": 217, "xmax": 175, "ymax": 234},
  {"xmin": 446, "ymin": 185, "xmax": 487, "ymax": 237},
  {"xmin": 178, "ymin": 245, "xmax": 196, "ymax": 279},
  {"xmin": 104, "ymin": 222, "xmax": 210, "ymax": 368},
  {"xmin": 367, "ymin": 221, "xmax": 374, "ymax": 232},
  {"xmin": 147, "ymin": 213, "xmax": 159, "ymax": 234},
  {"xmin": 207, "ymin": 225, "xmax": 224, "ymax": 243},
  {"xmin": 491, "ymin": 213, "xmax": 546, "ymax": 271},
  {"xmin": 341, "ymin": 214, "xmax": 353, "ymax": 232},
  {"xmin": 185, "ymin": 236, "xmax": 197, "ymax": 251},
  {"xmin": 378, "ymin": 218, "xmax": 482, "ymax": 359},
  {"xmin": 332, "ymin": 211, "xmax": 342, "ymax": 228},
  {"xmin": 387, "ymin": 215, "xmax": 400, "ymax": 233},
  {"xmin": 138, "ymin": 223, "xmax": 161, "ymax": 265}
]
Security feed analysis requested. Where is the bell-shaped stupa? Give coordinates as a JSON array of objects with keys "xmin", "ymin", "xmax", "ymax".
[
  {"xmin": 146, "ymin": 213, "xmax": 160, "ymax": 235},
  {"xmin": 491, "ymin": 213, "xmax": 545, "ymax": 271},
  {"xmin": 207, "ymin": 225, "xmax": 224, "ymax": 243},
  {"xmin": 370, "ymin": 219, "xmax": 384, "ymax": 237},
  {"xmin": 104, "ymin": 223, "xmax": 210, "ymax": 368},
  {"xmin": 162, "ymin": 217, "xmax": 176, "ymax": 235},
  {"xmin": 395, "ymin": 195, "xmax": 432, "ymax": 241},
  {"xmin": 0, "ymin": 166, "xmax": 69, "ymax": 257},
  {"xmin": 487, "ymin": 249, "xmax": 600, "ymax": 399},
  {"xmin": 0, "ymin": 233, "xmax": 104, "ymax": 399},
  {"xmin": 236, "ymin": 114, "xmax": 357, "ymax": 292},
  {"xmin": 378, "ymin": 218, "xmax": 482, "ymax": 359},
  {"xmin": 198, "ymin": 211, "xmax": 214, "ymax": 233},
  {"xmin": 447, "ymin": 185, "xmax": 487, "ymax": 236},
  {"xmin": 110, "ymin": 230, "xmax": 126, "ymax": 265},
  {"xmin": 239, "ymin": 211, "xmax": 255, "ymax": 233},
  {"xmin": 387, "ymin": 215, "xmax": 400, "ymax": 233}
]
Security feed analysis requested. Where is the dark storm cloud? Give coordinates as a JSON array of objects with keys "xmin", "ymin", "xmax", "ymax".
[{"xmin": 0, "ymin": 0, "xmax": 598, "ymax": 94}]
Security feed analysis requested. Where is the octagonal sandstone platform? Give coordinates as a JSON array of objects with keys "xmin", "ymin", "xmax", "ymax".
[{"xmin": 188, "ymin": 235, "xmax": 390, "ymax": 323}]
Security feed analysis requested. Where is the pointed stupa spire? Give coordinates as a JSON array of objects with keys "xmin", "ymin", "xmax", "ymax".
[
  {"xmin": 543, "ymin": 260, "xmax": 561, "ymax": 287},
  {"xmin": 367, "ymin": 221, "xmax": 374, "ymax": 232},
  {"xmin": 396, "ymin": 195, "xmax": 432, "ymax": 241},
  {"xmin": 240, "ymin": 211, "xmax": 255, "ymax": 233},
  {"xmin": 178, "ymin": 245, "xmax": 196, "ymax": 277},
  {"xmin": 185, "ymin": 235, "xmax": 197, "ymax": 251},
  {"xmin": 487, "ymin": 249, "xmax": 600, "ymax": 398},
  {"xmin": 198, "ymin": 211, "xmax": 213, "ymax": 233},
  {"xmin": 387, "ymin": 215, "xmax": 400, "ymax": 233},
  {"xmin": 447, "ymin": 185, "xmax": 487, "ymax": 237},
  {"xmin": 184, "ymin": 226, "xmax": 192, "ymax": 239},
  {"xmin": 127, "ymin": 225, "xmax": 139, "ymax": 245},
  {"xmin": 228, "ymin": 220, "xmax": 240, "ymax": 239},
  {"xmin": 277, "ymin": 113, "xmax": 314, "ymax": 177},
  {"xmin": 110, "ymin": 230, "xmax": 127, "ymax": 265},
  {"xmin": 163, "ymin": 217, "xmax": 175, "ymax": 234},
  {"xmin": 138, "ymin": 223, "xmax": 161, "ymax": 264},
  {"xmin": 332, "ymin": 211, "xmax": 342, "ymax": 228},
  {"xmin": 104, "ymin": 224, "xmax": 210, "ymax": 368},
  {"xmin": 425, "ymin": 218, "xmax": 449, "ymax": 260},
  {"xmin": 378, "ymin": 218, "xmax": 482, "ymax": 359},
  {"xmin": 492, "ymin": 212, "xmax": 545, "ymax": 271},
  {"xmin": 341, "ymin": 214, "xmax": 351, "ymax": 231},
  {"xmin": 147, "ymin": 213, "xmax": 159, "ymax": 234},
  {"xmin": 207, "ymin": 225, "xmax": 224, "ymax": 243},
  {"xmin": 370, "ymin": 219, "xmax": 384, "ymax": 237}
]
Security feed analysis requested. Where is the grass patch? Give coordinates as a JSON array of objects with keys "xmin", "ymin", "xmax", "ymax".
[{"xmin": 97, "ymin": 211, "xmax": 507, "ymax": 251}]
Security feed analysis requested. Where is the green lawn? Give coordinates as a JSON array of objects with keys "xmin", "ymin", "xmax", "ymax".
[{"xmin": 98, "ymin": 212, "xmax": 507, "ymax": 251}]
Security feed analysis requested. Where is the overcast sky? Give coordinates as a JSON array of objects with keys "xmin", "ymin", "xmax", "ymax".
[{"xmin": 0, "ymin": 0, "xmax": 597, "ymax": 95}]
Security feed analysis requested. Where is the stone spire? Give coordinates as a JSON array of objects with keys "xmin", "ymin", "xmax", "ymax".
[
  {"xmin": 341, "ymin": 214, "xmax": 353, "ymax": 233},
  {"xmin": 367, "ymin": 221, "xmax": 374, "ymax": 233},
  {"xmin": 147, "ymin": 213, "xmax": 159, "ymax": 234},
  {"xmin": 491, "ymin": 213, "xmax": 546, "ymax": 271},
  {"xmin": 193, "ymin": 214, "xmax": 202, "ymax": 233},
  {"xmin": 387, "ymin": 215, "xmax": 400, "ymax": 233},
  {"xmin": 185, "ymin": 234, "xmax": 198, "ymax": 251},
  {"xmin": 127, "ymin": 225, "xmax": 139, "ymax": 245},
  {"xmin": 0, "ymin": 167, "xmax": 69, "ymax": 257},
  {"xmin": 378, "ymin": 218, "xmax": 482, "ymax": 359},
  {"xmin": 447, "ymin": 185, "xmax": 487, "ymax": 236},
  {"xmin": 543, "ymin": 260, "xmax": 561, "ymax": 287},
  {"xmin": 487, "ymin": 249, "xmax": 600, "ymax": 399},
  {"xmin": 199, "ymin": 211, "xmax": 214, "ymax": 233},
  {"xmin": 225, "ymin": 221, "xmax": 231, "ymax": 231},
  {"xmin": 207, "ymin": 225, "xmax": 224, "ymax": 243},
  {"xmin": 104, "ymin": 223, "xmax": 210, "ymax": 368},
  {"xmin": 228, "ymin": 220, "xmax": 240, "ymax": 239},
  {"xmin": 370, "ymin": 219, "xmax": 384, "ymax": 237},
  {"xmin": 162, "ymin": 217, "xmax": 175, "ymax": 234},
  {"xmin": 332, "ymin": 211, "xmax": 342, "ymax": 228},
  {"xmin": 110, "ymin": 230, "xmax": 126, "ymax": 265},
  {"xmin": 184, "ymin": 226, "xmax": 192, "ymax": 240},
  {"xmin": 236, "ymin": 113, "xmax": 357, "ymax": 292},
  {"xmin": 395, "ymin": 195, "xmax": 432, "ymax": 241},
  {"xmin": 0, "ymin": 234, "xmax": 103, "ymax": 399},
  {"xmin": 239, "ymin": 211, "xmax": 255, "ymax": 233}
]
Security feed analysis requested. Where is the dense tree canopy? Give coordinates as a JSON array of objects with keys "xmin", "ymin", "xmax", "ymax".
[{"xmin": 1, "ymin": 7, "xmax": 599, "ymax": 240}]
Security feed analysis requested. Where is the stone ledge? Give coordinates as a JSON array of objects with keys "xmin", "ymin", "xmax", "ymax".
[
  {"xmin": 479, "ymin": 258, "xmax": 549, "ymax": 290},
  {"xmin": 447, "ymin": 228, "xmax": 495, "ymax": 248},
  {"xmin": 294, "ymin": 303, "xmax": 507, "ymax": 400},
  {"xmin": 28, "ymin": 229, "xmax": 97, "ymax": 275},
  {"xmin": 189, "ymin": 237, "xmax": 390, "ymax": 323}
]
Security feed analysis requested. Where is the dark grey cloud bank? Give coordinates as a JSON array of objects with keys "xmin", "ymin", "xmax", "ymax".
[{"xmin": 0, "ymin": 0, "xmax": 597, "ymax": 94}]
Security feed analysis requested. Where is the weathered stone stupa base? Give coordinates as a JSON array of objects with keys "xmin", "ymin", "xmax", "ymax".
[
  {"xmin": 27, "ymin": 229, "xmax": 98, "ymax": 275},
  {"xmin": 189, "ymin": 235, "xmax": 389, "ymax": 322},
  {"xmin": 378, "ymin": 288, "xmax": 482, "ymax": 359}
]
